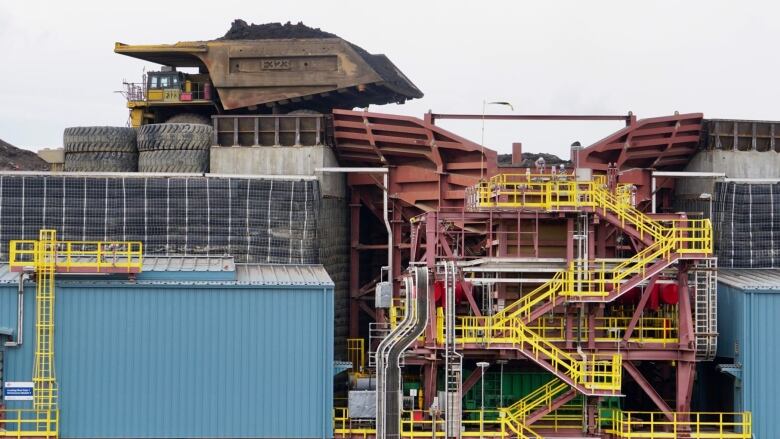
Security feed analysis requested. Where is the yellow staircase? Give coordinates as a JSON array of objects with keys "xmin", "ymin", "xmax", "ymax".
[
  {"xmin": 501, "ymin": 378, "xmax": 577, "ymax": 436},
  {"xmin": 454, "ymin": 174, "xmax": 712, "ymax": 403}
]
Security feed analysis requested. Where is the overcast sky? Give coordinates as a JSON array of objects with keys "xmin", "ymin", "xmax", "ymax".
[{"xmin": 1, "ymin": 0, "xmax": 777, "ymax": 159}]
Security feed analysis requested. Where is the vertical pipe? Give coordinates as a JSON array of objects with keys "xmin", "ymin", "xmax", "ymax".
[
  {"xmin": 349, "ymin": 190, "xmax": 361, "ymax": 338},
  {"xmin": 4, "ymin": 273, "xmax": 26, "ymax": 347},
  {"xmin": 384, "ymin": 173, "xmax": 392, "ymax": 287},
  {"xmin": 651, "ymin": 176, "xmax": 657, "ymax": 214}
]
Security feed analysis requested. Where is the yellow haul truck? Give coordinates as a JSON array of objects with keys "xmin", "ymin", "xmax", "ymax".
[{"xmin": 116, "ymin": 24, "xmax": 423, "ymax": 127}]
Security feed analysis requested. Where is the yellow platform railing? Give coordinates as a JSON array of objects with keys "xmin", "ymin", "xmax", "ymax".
[
  {"xmin": 441, "ymin": 313, "xmax": 678, "ymax": 345},
  {"xmin": 334, "ymin": 408, "xmax": 751, "ymax": 439},
  {"xmin": 346, "ymin": 338, "xmax": 365, "ymax": 374},
  {"xmin": 10, "ymin": 239, "xmax": 143, "ymax": 273},
  {"xmin": 0, "ymin": 408, "xmax": 59, "ymax": 438},
  {"xmin": 607, "ymin": 411, "xmax": 752, "ymax": 438}
]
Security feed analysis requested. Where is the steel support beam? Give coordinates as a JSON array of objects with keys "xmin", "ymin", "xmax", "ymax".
[
  {"xmin": 461, "ymin": 364, "xmax": 490, "ymax": 395},
  {"xmin": 430, "ymin": 113, "xmax": 633, "ymax": 122},
  {"xmin": 623, "ymin": 274, "xmax": 661, "ymax": 342},
  {"xmin": 623, "ymin": 361, "xmax": 674, "ymax": 421}
]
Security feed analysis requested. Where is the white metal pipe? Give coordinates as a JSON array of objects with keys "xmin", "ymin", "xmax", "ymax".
[
  {"xmin": 4, "ymin": 273, "xmax": 27, "ymax": 348},
  {"xmin": 652, "ymin": 171, "xmax": 726, "ymax": 178},
  {"xmin": 723, "ymin": 178, "xmax": 780, "ymax": 183},
  {"xmin": 384, "ymin": 173, "xmax": 392, "ymax": 282},
  {"xmin": 651, "ymin": 176, "xmax": 656, "ymax": 214},
  {"xmin": 315, "ymin": 167, "xmax": 389, "ymax": 173},
  {"xmin": 317, "ymin": 167, "xmax": 392, "ymax": 283},
  {"xmin": 0, "ymin": 170, "xmax": 318, "ymax": 180},
  {"xmin": 206, "ymin": 173, "xmax": 317, "ymax": 180}
]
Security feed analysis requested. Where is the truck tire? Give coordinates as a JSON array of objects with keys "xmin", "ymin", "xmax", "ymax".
[
  {"xmin": 138, "ymin": 149, "xmax": 209, "ymax": 173},
  {"xmin": 137, "ymin": 123, "xmax": 212, "ymax": 152},
  {"xmin": 63, "ymin": 126, "xmax": 137, "ymax": 153},
  {"xmin": 166, "ymin": 113, "xmax": 211, "ymax": 125},
  {"xmin": 64, "ymin": 151, "xmax": 138, "ymax": 172}
]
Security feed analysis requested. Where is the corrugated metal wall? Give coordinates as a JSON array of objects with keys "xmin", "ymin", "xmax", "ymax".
[
  {"xmin": 717, "ymin": 283, "xmax": 780, "ymax": 438},
  {"xmin": 0, "ymin": 281, "xmax": 333, "ymax": 438}
]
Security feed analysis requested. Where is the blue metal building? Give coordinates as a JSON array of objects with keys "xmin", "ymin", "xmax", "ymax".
[
  {"xmin": 0, "ymin": 257, "xmax": 334, "ymax": 438},
  {"xmin": 717, "ymin": 269, "xmax": 780, "ymax": 439}
]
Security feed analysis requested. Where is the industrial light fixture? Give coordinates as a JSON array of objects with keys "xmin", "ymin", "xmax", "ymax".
[
  {"xmin": 480, "ymin": 101, "xmax": 514, "ymax": 180},
  {"xmin": 476, "ymin": 361, "xmax": 490, "ymax": 439}
]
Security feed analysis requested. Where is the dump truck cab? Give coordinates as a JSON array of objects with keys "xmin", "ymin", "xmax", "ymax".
[
  {"xmin": 116, "ymin": 35, "xmax": 422, "ymax": 127},
  {"xmin": 123, "ymin": 62, "xmax": 217, "ymax": 126}
]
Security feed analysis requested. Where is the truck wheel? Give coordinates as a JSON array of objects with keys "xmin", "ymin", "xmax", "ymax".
[
  {"xmin": 138, "ymin": 149, "xmax": 209, "ymax": 173},
  {"xmin": 137, "ymin": 123, "xmax": 213, "ymax": 151},
  {"xmin": 166, "ymin": 114, "xmax": 211, "ymax": 125},
  {"xmin": 63, "ymin": 126, "xmax": 137, "ymax": 153},
  {"xmin": 64, "ymin": 151, "xmax": 138, "ymax": 172}
]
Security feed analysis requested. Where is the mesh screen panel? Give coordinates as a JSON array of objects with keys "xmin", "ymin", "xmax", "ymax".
[
  {"xmin": 713, "ymin": 181, "xmax": 780, "ymax": 268},
  {"xmin": 0, "ymin": 175, "xmax": 320, "ymax": 264}
]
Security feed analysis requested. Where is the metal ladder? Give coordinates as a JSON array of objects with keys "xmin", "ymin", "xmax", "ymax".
[
  {"xmin": 33, "ymin": 230, "xmax": 58, "ymax": 431},
  {"xmin": 443, "ymin": 261, "xmax": 463, "ymax": 439},
  {"xmin": 691, "ymin": 258, "xmax": 718, "ymax": 361}
]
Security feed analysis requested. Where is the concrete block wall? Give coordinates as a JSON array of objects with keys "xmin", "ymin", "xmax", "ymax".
[{"xmin": 319, "ymin": 196, "xmax": 350, "ymax": 359}]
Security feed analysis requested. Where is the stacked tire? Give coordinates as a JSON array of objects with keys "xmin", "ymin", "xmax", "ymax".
[
  {"xmin": 63, "ymin": 127, "xmax": 138, "ymax": 172},
  {"xmin": 137, "ymin": 123, "xmax": 211, "ymax": 173}
]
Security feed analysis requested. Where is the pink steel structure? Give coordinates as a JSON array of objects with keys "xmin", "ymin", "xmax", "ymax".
[{"xmin": 332, "ymin": 110, "xmax": 712, "ymax": 437}]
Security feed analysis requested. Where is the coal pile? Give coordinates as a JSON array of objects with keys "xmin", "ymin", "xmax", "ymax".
[
  {"xmin": 0, "ymin": 138, "xmax": 49, "ymax": 171},
  {"xmin": 220, "ymin": 19, "xmax": 337, "ymax": 40},
  {"xmin": 498, "ymin": 152, "xmax": 571, "ymax": 168}
]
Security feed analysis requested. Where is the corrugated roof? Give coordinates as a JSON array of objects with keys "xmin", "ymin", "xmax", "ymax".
[
  {"xmin": 142, "ymin": 255, "xmax": 235, "ymax": 272},
  {"xmin": 0, "ymin": 257, "xmax": 333, "ymax": 287},
  {"xmin": 236, "ymin": 264, "xmax": 333, "ymax": 286},
  {"xmin": 718, "ymin": 269, "xmax": 780, "ymax": 291}
]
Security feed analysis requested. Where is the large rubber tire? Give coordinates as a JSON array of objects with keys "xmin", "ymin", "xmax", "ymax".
[
  {"xmin": 166, "ymin": 113, "xmax": 211, "ymax": 125},
  {"xmin": 64, "ymin": 151, "xmax": 138, "ymax": 172},
  {"xmin": 138, "ymin": 149, "xmax": 209, "ymax": 173},
  {"xmin": 137, "ymin": 123, "xmax": 212, "ymax": 152},
  {"xmin": 63, "ymin": 126, "xmax": 137, "ymax": 153}
]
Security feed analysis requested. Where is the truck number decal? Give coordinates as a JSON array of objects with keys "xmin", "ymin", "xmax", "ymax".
[{"xmin": 262, "ymin": 59, "xmax": 291, "ymax": 70}]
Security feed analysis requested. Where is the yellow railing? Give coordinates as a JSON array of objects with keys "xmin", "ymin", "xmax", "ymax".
[
  {"xmin": 503, "ymin": 378, "xmax": 569, "ymax": 420},
  {"xmin": 455, "ymin": 316, "xmax": 622, "ymax": 393},
  {"xmin": 607, "ymin": 411, "xmax": 752, "ymax": 438},
  {"xmin": 334, "ymin": 408, "xmax": 751, "ymax": 439},
  {"xmin": 469, "ymin": 173, "xmax": 707, "ymax": 243},
  {"xmin": 492, "ymin": 222, "xmax": 709, "ymax": 314},
  {"xmin": 346, "ymin": 338, "xmax": 365, "ymax": 373},
  {"xmin": 10, "ymin": 239, "xmax": 143, "ymax": 273},
  {"xmin": 439, "ymin": 313, "xmax": 678, "ymax": 346},
  {"xmin": 334, "ymin": 408, "xmax": 542, "ymax": 439},
  {"xmin": 0, "ymin": 409, "xmax": 59, "ymax": 438}
]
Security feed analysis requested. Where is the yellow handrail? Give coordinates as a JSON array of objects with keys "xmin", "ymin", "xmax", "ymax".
[
  {"xmin": 346, "ymin": 338, "xmax": 365, "ymax": 373},
  {"xmin": 10, "ymin": 239, "xmax": 143, "ymax": 273},
  {"xmin": 456, "ymin": 316, "xmax": 622, "ymax": 393},
  {"xmin": 607, "ymin": 411, "xmax": 752, "ymax": 438},
  {"xmin": 0, "ymin": 409, "xmax": 59, "ymax": 438},
  {"xmin": 503, "ymin": 378, "xmax": 569, "ymax": 420},
  {"xmin": 332, "ymin": 408, "xmax": 752, "ymax": 439}
]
